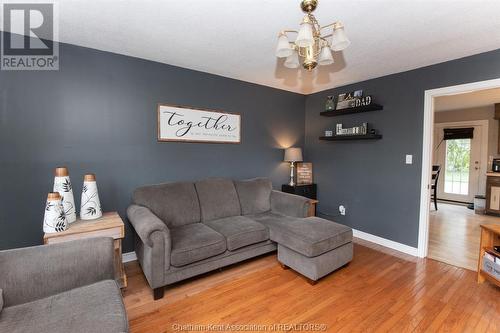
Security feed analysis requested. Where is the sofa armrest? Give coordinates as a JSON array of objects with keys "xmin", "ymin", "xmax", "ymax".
[
  {"xmin": 127, "ymin": 204, "xmax": 169, "ymax": 247},
  {"xmin": 127, "ymin": 205, "xmax": 171, "ymax": 288},
  {"xmin": 0, "ymin": 237, "xmax": 115, "ymax": 307},
  {"xmin": 271, "ymin": 190, "xmax": 310, "ymax": 218}
]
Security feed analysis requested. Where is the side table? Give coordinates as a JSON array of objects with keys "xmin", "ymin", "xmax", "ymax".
[
  {"xmin": 282, "ymin": 184, "xmax": 317, "ymax": 200},
  {"xmin": 307, "ymin": 199, "xmax": 318, "ymax": 217},
  {"xmin": 477, "ymin": 224, "xmax": 500, "ymax": 287},
  {"xmin": 43, "ymin": 211, "xmax": 127, "ymax": 288}
]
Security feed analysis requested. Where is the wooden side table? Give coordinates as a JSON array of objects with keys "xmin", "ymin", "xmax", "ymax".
[
  {"xmin": 477, "ymin": 224, "xmax": 500, "ymax": 287},
  {"xmin": 43, "ymin": 212, "xmax": 127, "ymax": 288},
  {"xmin": 307, "ymin": 199, "xmax": 318, "ymax": 217}
]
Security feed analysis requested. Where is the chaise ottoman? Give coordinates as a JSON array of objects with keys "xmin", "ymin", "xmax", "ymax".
[{"xmin": 269, "ymin": 216, "xmax": 353, "ymax": 282}]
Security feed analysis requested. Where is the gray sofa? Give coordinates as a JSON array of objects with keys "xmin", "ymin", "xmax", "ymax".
[
  {"xmin": 128, "ymin": 178, "xmax": 352, "ymax": 300},
  {"xmin": 0, "ymin": 238, "xmax": 128, "ymax": 333}
]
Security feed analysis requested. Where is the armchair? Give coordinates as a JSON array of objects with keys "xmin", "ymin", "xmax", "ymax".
[{"xmin": 0, "ymin": 237, "xmax": 128, "ymax": 333}]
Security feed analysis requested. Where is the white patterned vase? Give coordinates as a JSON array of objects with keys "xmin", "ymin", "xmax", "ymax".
[
  {"xmin": 43, "ymin": 192, "xmax": 68, "ymax": 233},
  {"xmin": 80, "ymin": 174, "xmax": 102, "ymax": 220},
  {"xmin": 53, "ymin": 167, "xmax": 77, "ymax": 223}
]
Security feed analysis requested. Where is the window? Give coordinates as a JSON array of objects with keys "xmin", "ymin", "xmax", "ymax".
[{"xmin": 444, "ymin": 139, "xmax": 470, "ymax": 195}]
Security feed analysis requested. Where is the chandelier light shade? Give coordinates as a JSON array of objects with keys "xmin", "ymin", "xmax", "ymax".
[
  {"xmin": 295, "ymin": 17, "xmax": 314, "ymax": 48},
  {"xmin": 276, "ymin": 0, "xmax": 350, "ymax": 71},
  {"xmin": 331, "ymin": 23, "xmax": 351, "ymax": 51},
  {"xmin": 275, "ymin": 34, "xmax": 293, "ymax": 58},
  {"xmin": 318, "ymin": 46, "xmax": 334, "ymax": 66},
  {"xmin": 284, "ymin": 50, "xmax": 300, "ymax": 69}
]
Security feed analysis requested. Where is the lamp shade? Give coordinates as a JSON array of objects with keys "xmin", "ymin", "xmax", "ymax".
[
  {"xmin": 284, "ymin": 50, "xmax": 300, "ymax": 69},
  {"xmin": 284, "ymin": 147, "xmax": 303, "ymax": 162},
  {"xmin": 331, "ymin": 25, "xmax": 350, "ymax": 51},
  {"xmin": 318, "ymin": 45, "xmax": 334, "ymax": 65},
  {"xmin": 275, "ymin": 34, "xmax": 293, "ymax": 58},
  {"xmin": 295, "ymin": 19, "xmax": 314, "ymax": 48}
]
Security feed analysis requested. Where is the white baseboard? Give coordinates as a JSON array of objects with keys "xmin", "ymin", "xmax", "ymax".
[
  {"xmin": 122, "ymin": 251, "xmax": 137, "ymax": 263},
  {"xmin": 352, "ymin": 229, "xmax": 418, "ymax": 257}
]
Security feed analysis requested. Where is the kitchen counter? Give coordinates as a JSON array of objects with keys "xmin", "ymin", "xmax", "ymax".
[{"xmin": 486, "ymin": 172, "xmax": 500, "ymax": 177}]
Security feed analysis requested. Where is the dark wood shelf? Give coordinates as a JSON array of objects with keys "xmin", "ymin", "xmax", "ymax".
[
  {"xmin": 319, "ymin": 134, "xmax": 382, "ymax": 141},
  {"xmin": 484, "ymin": 247, "xmax": 500, "ymax": 258},
  {"xmin": 320, "ymin": 104, "xmax": 383, "ymax": 117}
]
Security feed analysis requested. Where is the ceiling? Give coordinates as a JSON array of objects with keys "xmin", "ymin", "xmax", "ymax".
[
  {"xmin": 20, "ymin": 1, "xmax": 500, "ymax": 94},
  {"xmin": 435, "ymin": 87, "xmax": 500, "ymax": 112}
]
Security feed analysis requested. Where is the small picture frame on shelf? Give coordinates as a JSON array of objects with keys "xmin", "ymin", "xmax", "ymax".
[{"xmin": 325, "ymin": 96, "xmax": 335, "ymax": 111}]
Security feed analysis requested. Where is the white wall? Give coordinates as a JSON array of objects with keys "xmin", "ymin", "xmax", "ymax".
[{"xmin": 434, "ymin": 105, "xmax": 499, "ymax": 160}]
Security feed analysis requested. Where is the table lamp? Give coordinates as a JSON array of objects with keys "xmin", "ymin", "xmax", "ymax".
[{"xmin": 284, "ymin": 147, "xmax": 303, "ymax": 186}]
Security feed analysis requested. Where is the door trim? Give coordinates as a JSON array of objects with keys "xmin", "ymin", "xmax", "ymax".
[
  {"xmin": 433, "ymin": 120, "xmax": 489, "ymax": 202},
  {"xmin": 418, "ymin": 78, "xmax": 500, "ymax": 258}
]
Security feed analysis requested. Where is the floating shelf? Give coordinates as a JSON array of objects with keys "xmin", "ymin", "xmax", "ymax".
[
  {"xmin": 320, "ymin": 104, "xmax": 383, "ymax": 117},
  {"xmin": 319, "ymin": 134, "xmax": 382, "ymax": 141}
]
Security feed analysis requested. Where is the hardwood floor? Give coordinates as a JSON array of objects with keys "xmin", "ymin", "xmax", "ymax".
[
  {"xmin": 123, "ymin": 239, "xmax": 500, "ymax": 333},
  {"xmin": 428, "ymin": 202, "xmax": 500, "ymax": 271}
]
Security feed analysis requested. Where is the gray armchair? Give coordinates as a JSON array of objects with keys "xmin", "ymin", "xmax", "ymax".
[{"xmin": 0, "ymin": 237, "xmax": 128, "ymax": 333}]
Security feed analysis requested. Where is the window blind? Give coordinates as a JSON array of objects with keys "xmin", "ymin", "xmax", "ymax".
[{"xmin": 443, "ymin": 127, "xmax": 474, "ymax": 140}]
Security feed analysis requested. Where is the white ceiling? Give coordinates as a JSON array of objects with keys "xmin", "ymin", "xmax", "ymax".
[
  {"xmin": 435, "ymin": 87, "xmax": 500, "ymax": 112},
  {"xmin": 29, "ymin": 1, "xmax": 500, "ymax": 94}
]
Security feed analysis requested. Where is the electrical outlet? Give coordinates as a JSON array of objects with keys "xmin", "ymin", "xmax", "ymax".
[
  {"xmin": 405, "ymin": 154, "xmax": 413, "ymax": 164},
  {"xmin": 339, "ymin": 205, "xmax": 346, "ymax": 216}
]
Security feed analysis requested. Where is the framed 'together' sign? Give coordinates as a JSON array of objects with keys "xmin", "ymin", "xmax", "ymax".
[{"xmin": 157, "ymin": 104, "xmax": 241, "ymax": 144}]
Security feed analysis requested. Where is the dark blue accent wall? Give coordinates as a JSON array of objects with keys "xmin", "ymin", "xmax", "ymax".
[
  {"xmin": 1, "ymin": 35, "xmax": 499, "ymax": 253},
  {"xmin": 0, "ymin": 41, "xmax": 306, "ymax": 251},
  {"xmin": 305, "ymin": 49, "xmax": 500, "ymax": 247}
]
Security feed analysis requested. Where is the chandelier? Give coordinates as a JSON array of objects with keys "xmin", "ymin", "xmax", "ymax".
[{"xmin": 275, "ymin": 0, "xmax": 350, "ymax": 71}]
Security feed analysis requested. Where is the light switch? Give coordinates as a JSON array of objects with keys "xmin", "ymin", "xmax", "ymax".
[{"xmin": 406, "ymin": 154, "xmax": 413, "ymax": 164}]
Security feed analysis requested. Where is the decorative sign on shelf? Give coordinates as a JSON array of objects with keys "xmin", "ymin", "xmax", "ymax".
[
  {"xmin": 336, "ymin": 122, "xmax": 368, "ymax": 136},
  {"xmin": 157, "ymin": 104, "xmax": 241, "ymax": 144},
  {"xmin": 333, "ymin": 90, "xmax": 373, "ymax": 110},
  {"xmin": 354, "ymin": 95, "xmax": 372, "ymax": 107},
  {"xmin": 296, "ymin": 162, "xmax": 313, "ymax": 185}
]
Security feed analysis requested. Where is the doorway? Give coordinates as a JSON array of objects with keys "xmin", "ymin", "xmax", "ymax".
[
  {"xmin": 429, "ymin": 97, "xmax": 497, "ymax": 270},
  {"xmin": 418, "ymin": 78, "xmax": 500, "ymax": 264},
  {"xmin": 433, "ymin": 120, "xmax": 488, "ymax": 203}
]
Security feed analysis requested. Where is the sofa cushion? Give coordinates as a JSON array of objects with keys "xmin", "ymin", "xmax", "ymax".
[
  {"xmin": 170, "ymin": 223, "xmax": 227, "ymax": 267},
  {"xmin": 133, "ymin": 181, "xmax": 200, "ymax": 227},
  {"xmin": 205, "ymin": 216, "xmax": 269, "ymax": 251},
  {"xmin": 249, "ymin": 213, "xmax": 352, "ymax": 257},
  {"xmin": 247, "ymin": 211, "xmax": 290, "ymax": 226},
  {"xmin": 0, "ymin": 280, "xmax": 127, "ymax": 333},
  {"xmin": 195, "ymin": 178, "xmax": 241, "ymax": 221},
  {"xmin": 234, "ymin": 178, "xmax": 272, "ymax": 215}
]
